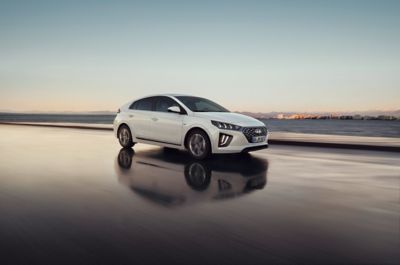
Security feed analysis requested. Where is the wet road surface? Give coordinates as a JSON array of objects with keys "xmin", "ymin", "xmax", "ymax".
[{"xmin": 0, "ymin": 125, "xmax": 399, "ymax": 265}]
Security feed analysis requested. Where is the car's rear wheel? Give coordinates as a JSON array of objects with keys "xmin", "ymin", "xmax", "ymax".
[
  {"xmin": 187, "ymin": 129, "xmax": 211, "ymax": 160},
  {"xmin": 118, "ymin": 125, "xmax": 135, "ymax": 148}
]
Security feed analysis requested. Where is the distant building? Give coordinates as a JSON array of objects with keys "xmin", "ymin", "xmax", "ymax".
[{"xmin": 277, "ymin": 114, "xmax": 285, "ymax": 119}]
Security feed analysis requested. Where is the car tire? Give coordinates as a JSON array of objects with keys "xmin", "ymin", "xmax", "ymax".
[
  {"xmin": 118, "ymin": 124, "xmax": 135, "ymax": 148},
  {"xmin": 186, "ymin": 129, "xmax": 211, "ymax": 160}
]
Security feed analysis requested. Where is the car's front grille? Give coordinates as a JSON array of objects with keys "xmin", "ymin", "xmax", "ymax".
[{"xmin": 242, "ymin": 127, "xmax": 268, "ymax": 143}]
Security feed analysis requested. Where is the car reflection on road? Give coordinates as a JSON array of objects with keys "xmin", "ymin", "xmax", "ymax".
[{"xmin": 115, "ymin": 148, "xmax": 268, "ymax": 207}]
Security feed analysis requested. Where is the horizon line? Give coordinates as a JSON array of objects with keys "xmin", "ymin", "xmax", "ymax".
[{"xmin": 0, "ymin": 109, "xmax": 399, "ymax": 115}]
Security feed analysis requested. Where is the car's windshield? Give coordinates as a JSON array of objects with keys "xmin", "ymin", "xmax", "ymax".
[{"xmin": 176, "ymin": 96, "xmax": 229, "ymax": 112}]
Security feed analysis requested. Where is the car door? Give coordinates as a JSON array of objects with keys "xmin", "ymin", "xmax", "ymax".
[
  {"xmin": 152, "ymin": 96, "xmax": 185, "ymax": 145},
  {"xmin": 127, "ymin": 97, "xmax": 156, "ymax": 139}
]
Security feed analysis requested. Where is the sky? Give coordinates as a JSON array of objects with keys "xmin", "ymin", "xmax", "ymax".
[{"xmin": 0, "ymin": 0, "xmax": 399, "ymax": 113}]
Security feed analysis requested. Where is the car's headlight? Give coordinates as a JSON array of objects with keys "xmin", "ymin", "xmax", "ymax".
[{"xmin": 211, "ymin": 120, "xmax": 242, "ymax": 131}]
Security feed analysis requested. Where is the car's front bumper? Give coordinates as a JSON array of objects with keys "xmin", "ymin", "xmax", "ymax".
[{"xmin": 210, "ymin": 128, "xmax": 269, "ymax": 154}]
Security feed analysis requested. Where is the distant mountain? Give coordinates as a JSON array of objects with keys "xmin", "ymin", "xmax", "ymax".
[
  {"xmin": 236, "ymin": 110, "xmax": 400, "ymax": 119},
  {"xmin": 344, "ymin": 110, "xmax": 400, "ymax": 117}
]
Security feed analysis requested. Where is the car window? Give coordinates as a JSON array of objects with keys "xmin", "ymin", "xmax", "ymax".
[
  {"xmin": 176, "ymin": 96, "xmax": 229, "ymax": 112},
  {"xmin": 131, "ymin": 97, "xmax": 154, "ymax": 111},
  {"xmin": 155, "ymin": 97, "xmax": 180, "ymax": 113}
]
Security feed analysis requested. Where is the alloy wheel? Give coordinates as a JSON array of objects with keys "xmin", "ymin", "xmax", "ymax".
[
  {"xmin": 119, "ymin": 127, "xmax": 130, "ymax": 146},
  {"xmin": 189, "ymin": 133, "xmax": 206, "ymax": 157}
]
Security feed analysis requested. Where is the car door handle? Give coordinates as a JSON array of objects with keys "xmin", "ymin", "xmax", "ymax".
[
  {"xmin": 129, "ymin": 115, "xmax": 134, "ymax": 118},
  {"xmin": 151, "ymin": 117, "xmax": 158, "ymax": 121}
]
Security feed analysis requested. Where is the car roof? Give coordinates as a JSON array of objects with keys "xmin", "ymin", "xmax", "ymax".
[{"xmin": 134, "ymin": 93, "xmax": 193, "ymax": 99}]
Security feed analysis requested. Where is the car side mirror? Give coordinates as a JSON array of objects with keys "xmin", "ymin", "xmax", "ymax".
[{"xmin": 167, "ymin": 106, "xmax": 182, "ymax": 114}]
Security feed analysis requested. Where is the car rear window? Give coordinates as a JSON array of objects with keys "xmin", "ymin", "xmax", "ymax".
[{"xmin": 130, "ymin": 98, "xmax": 154, "ymax": 111}]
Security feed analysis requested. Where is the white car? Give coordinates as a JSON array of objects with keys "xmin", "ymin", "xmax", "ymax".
[{"xmin": 113, "ymin": 94, "xmax": 268, "ymax": 159}]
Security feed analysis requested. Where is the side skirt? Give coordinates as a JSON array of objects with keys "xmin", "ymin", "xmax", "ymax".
[{"xmin": 136, "ymin": 137, "xmax": 185, "ymax": 150}]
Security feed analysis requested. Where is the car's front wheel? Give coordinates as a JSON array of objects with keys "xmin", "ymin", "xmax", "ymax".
[
  {"xmin": 118, "ymin": 125, "xmax": 135, "ymax": 148},
  {"xmin": 187, "ymin": 129, "xmax": 211, "ymax": 160}
]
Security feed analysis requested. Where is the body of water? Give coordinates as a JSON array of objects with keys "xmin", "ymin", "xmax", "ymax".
[
  {"xmin": 0, "ymin": 113, "xmax": 399, "ymax": 138},
  {"xmin": 262, "ymin": 119, "xmax": 400, "ymax": 138}
]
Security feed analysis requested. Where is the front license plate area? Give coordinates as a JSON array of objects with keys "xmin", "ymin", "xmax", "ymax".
[{"xmin": 251, "ymin": 136, "xmax": 266, "ymax": 143}]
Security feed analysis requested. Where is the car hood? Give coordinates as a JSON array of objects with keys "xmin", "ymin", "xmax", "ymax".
[{"xmin": 193, "ymin": 112, "xmax": 265, "ymax": 127}]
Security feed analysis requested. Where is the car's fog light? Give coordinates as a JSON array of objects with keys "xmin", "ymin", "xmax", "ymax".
[{"xmin": 219, "ymin": 133, "xmax": 232, "ymax": 147}]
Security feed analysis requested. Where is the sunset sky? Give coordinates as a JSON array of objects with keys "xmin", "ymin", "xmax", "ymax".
[{"xmin": 0, "ymin": 0, "xmax": 399, "ymax": 113}]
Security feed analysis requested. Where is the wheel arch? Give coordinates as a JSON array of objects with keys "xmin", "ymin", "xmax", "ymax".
[
  {"xmin": 117, "ymin": 122, "xmax": 131, "ymax": 134},
  {"xmin": 184, "ymin": 126, "xmax": 212, "ymax": 150}
]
